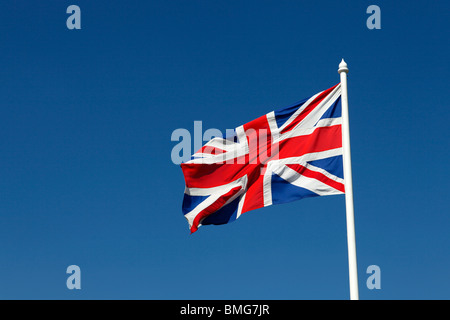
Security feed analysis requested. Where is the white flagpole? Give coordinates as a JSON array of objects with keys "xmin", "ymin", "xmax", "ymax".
[{"xmin": 338, "ymin": 59, "xmax": 359, "ymax": 300}]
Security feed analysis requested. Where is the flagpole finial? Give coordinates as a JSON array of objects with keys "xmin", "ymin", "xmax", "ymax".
[{"xmin": 338, "ymin": 59, "xmax": 349, "ymax": 74}]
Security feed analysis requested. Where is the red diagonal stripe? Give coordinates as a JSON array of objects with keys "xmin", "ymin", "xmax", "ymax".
[
  {"xmin": 190, "ymin": 186, "xmax": 243, "ymax": 233},
  {"xmin": 181, "ymin": 160, "xmax": 254, "ymax": 188},
  {"xmin": 286, "ymin": 163, "xmax": 345, "ymax": 193},
  {"xmin": 280, "ymin": 84, "xmax": 339, "ymax": 134}
]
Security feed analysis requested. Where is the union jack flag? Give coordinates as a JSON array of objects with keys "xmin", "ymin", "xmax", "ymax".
[{"xmin": 181, "ymin": 84, "xmax": 345, "ymax": 233}]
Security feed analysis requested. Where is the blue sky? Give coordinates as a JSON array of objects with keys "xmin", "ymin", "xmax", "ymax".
[{"xmin": 0, "ymin": 1, "xmax": 449, "ymax": 299}]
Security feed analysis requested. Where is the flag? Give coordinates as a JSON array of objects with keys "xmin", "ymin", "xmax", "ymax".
[{"xmin": 181, "ymin": 83, "xmax": 344, "ymax": 233}]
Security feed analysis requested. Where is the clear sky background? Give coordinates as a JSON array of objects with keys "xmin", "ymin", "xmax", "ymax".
[{"xmin": 0, "ymin": 1, "xmax": 449, "ymax": 299}]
